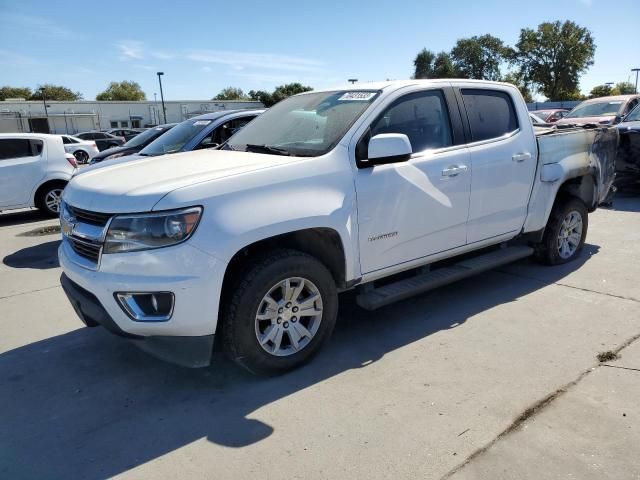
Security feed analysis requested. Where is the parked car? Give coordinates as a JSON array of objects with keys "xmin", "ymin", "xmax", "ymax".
[
  {"xmin": 615, "ymin": 104, "xmax": 640, "ymax": 188},
  {"xmin": 60, "ymin": 135, "xmax": 100, "ymax": 164},
  {"xmin": 0, "ymin": 133, "xmax": 76, "ymax": 216},
  {"xmin": 531, "ymin": 109, "xmax": 569, "ymax": 123},
  {"xmin": 557, "ymin": 95, "xmax": 640, "ymax": 126},
  {"xmin": 75, "ymin": 131, "xmax": 125, "ymax": 151},
  {"xmin": 104, "ymin": 128, "xmax": 143, "ymax": 142},
  {"xmin": 85, "ymin": 109, "xmax": 264, "ymax": 168},
  {"xmin": 90, "ymin": 124, "xmax": 177, "ymax": 164},
  {"xmin": 59, "ymin": 80, "xmax": 616, "ymax": 373}
]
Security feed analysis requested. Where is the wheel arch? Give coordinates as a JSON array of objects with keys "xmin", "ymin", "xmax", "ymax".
[{"xmin": 33, "ymin": 177, "xmax": 69, "ymax": 206}]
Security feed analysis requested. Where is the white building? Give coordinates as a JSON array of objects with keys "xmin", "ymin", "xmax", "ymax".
[{"xmin": 0, "ymin": 99, "xmax": 263, "ymax": 134}]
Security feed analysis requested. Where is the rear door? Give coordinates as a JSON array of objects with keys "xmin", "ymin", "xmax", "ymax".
[
  {"xmin": 354, "ymin": 86, "xmax": 471, "ymax": 273},
  {"xmin": 0, "ymin": 138, "xmax": 45, "ymax": 207},
  {"xmin": 457, "ymin": 87, "xmax": 537, "ymax": 243}
]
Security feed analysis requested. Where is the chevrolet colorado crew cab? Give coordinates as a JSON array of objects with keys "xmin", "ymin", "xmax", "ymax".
[{"xmin": 59, "ymin": 80, "xmax": 617, "ymax": 374}]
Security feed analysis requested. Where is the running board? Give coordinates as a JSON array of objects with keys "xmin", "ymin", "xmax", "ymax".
[{"xmin": 356, "ymin": 245, "xmax": 534, "ymax": 310}]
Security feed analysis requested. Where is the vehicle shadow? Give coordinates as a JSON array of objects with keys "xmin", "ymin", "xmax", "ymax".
[
  {"xmin": 610, "ymin": 191, "xmax": 640, "ymax": 212},
  {"xmin": 3, "ymin": 240, "xmax": 61, "ymax": 270},
  {"xmin": 0, "ymin": 209, "xmax": 51, "ymax": 227},
  {"xmin": 0, "ymin": 246, "xmax": 598, "ymax": 480}
]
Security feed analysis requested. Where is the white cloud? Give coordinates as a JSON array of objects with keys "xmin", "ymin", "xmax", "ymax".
[
  {"xmin": 151, "ymin": 51, "xmax": 175, "ymax": 60},
  {"xmin": 117, "ymin": 40, "xmax": 144, "ymax": 60},
  {"xmin": 0, "ymin": 13, "xmax": 74, "ymax": 38},
  {"xmin": 578, "ymin": 0, "xmax": 592, "ymax": 6},
  {"xmin": 187, "ymin": 50, "xmax": 324, "ymax": 72},
  {"xmin": 0, "ymin": 49, "xmax": 39, "ymax": 66},
  {"xmin": 201, "ymin": 66, "xmax": 212, "ymax": 72}
]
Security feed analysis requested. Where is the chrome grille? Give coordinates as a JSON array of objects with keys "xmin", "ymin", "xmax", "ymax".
[
  {"xmin": 68, "ymin": 237, "xmax": 102, "ymax": 263},
  {"xmin": 67, "ymin": 206, "xmax": 112, "ymax": 227}
]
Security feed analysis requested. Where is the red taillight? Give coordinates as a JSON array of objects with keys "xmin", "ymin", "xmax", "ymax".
[
  {"xmin": 65, "ymin": 153, "xmax": 78, "ymax": 168},
  {"xmin": 90, "ymin": 142, "xmax": 97, "ymax": 148}
]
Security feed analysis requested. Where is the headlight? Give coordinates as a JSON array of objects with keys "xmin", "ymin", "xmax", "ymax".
[{"xmin": 104, "ymin": 207, "xmax": 202, "ymax": 253}]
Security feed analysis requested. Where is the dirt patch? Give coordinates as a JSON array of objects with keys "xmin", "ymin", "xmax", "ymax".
[
  {"xmin": 597, "ymin": 350, "xmax": 618, "ymax": 362},
  {"xmin": 18, "ymin": 225, "xmax": 61, "ymax": 237}
]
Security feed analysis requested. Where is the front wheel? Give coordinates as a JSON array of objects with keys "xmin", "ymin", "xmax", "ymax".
[
  {"xmin": 535, "ymin": 197, "xmax": 588, "ymax": 265},
  {"xmin": 221, "ymin": 249, "xmax": 338, "ymax": 375},
  {"xmin": 36, "ymin": 182, "xmax": 66, "ymax": 217}
]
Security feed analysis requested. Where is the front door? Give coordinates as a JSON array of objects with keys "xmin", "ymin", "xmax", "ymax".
[
  {"xmin": 0, "ymin": 138, "xmax": 44, "ymax": 207},
  {"xmin": 355, "ymin": 89, "xmax": 471, "ymax": 273},
  {"xmin": 458, "ymin": 88, "xmax": 538, "ymax": 243}
]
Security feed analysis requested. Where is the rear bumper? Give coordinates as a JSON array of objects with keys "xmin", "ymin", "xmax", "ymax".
[{"xmin": 60, "ymin": 273, "xmax": 214, "ymax": 368}]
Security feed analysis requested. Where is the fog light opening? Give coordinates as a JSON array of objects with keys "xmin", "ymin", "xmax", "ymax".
[{"xmin": 115, "ymin": 292, "xmax": 174, "ymax": 322}]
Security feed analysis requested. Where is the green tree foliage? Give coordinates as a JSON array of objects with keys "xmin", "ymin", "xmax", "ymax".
[
  {"xmin": 249, "ymin": 83, "xmax": 312, "ymax": 107},
  {"xmin": 413, "ymin": 49, "xmax": 436, "ymax": 79},
  {"xmin": 414, "ymin": 50, "xmax": 458, "ymax": 79},
  {"xmin": 611, "ymin": 81, "xmax": 636, "ymax": 95},
  {"xmin": 214, "ymin": 87, "xmax": 247, "ymax": 100},
  {"xmin": 0, "ymin": 86, "xmax": 33, "ymax": 101},
  {"xmin": 450, "ymin": 34, "xmax": 506, "ymax": 80},
  {"xmin": 30, "ymin": 84, "xmax": 83, "ymax": 101},
  {"xmin": 589, "ymin": 84, "xmax": 613, "ymax": 98},
  {"xmin": 511, "ymin": 20, "xmax": 595, "ymax": 101},
  {"xmin": 96, "ymin": 81, "xmax": 146, "ymax": 101},
  {"xmin": 248, "ymin": 89, "xmax": 274, "ymax": 107},
  {"xmin": 502, "ymin": 72, "xmax": 534, "ymax": 103}
]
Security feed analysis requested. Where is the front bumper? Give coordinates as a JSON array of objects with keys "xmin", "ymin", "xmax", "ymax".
[{"xmin": 60, "ymin": 273, "xmax": 214, "ymax": 367}]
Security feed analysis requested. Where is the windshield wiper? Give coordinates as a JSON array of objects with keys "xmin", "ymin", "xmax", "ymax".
[{"xmin": 244, "ymin": 144, "xmax": 291, "ymax": 156}]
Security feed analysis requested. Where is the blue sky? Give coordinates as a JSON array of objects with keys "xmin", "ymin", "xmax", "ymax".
[{"xmin": 0, "ymin": 0, "xmax": 638, "ymax": 101}]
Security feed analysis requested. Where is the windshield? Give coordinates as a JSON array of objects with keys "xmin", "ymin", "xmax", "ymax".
[
  {"xmin": 123, "ymin": 126, "xmax": 171, "ymax": 148},
  {"xmin": 227, "ymin": 90, "xmax": 379, "ymax": 157},
  {"xmin": 529, "ymin": 113, "xmax": 546, "ymax": 124},
  {"xmin": 624, "ymin": 104, "xmax": 640, "ymax": 122},
  {"xmin": 566, "ymin": 100, "xmax": 624, "ymax": 118},
  {"xmin": 533, "ymin": 110, "xmax": 553, "ymax": 118},
  {"xmin": 140, "ymin": 119, "xmax": 212, "ymax": 155}
]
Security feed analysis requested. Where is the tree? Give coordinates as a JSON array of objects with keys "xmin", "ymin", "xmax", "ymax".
[
  {"xmin": 433, "ymin": 52, "xmax": 458, "ymax": 78},
  {"xmin": 450, "ymin": 34, "xmax": 506, "ymax": 81},
  {"xmin": 214, "ymin": 87, "xmax": 247, "ymax": 100},
  {"xmin": 589, "ymin": 84, "xmax": 613, "ymax": 98},
  {"xmin": 271, "ymin": 83, "xmax": 313, "ymax": 106},
  {"xmin": 502, "ymin": 72, "xmax": 534, "ymax": 103},
  {"xmin": 611, "ymin": 81, "xmax": 635, "ymax": 95},
  {"xmin": 248, "ymin": 89, "xmax": 274, "ymax": 107},
  {"xmin": 96, "ymin": 81, "xmax": 146, "ymax": 101},
  {"xmin": 0, "ymin": 86, "xmax": 33, "ymax": 101},
  {"xmin": 413, "ymin": 49, "xmax": 436, "ymax": 79},
  {"xmin": 30, "ymin": 84, "xmax": 83, "ymax": 101},
  {"xmin": 511, "ymin": 20, "xmax": 595, "ymax": 101}
]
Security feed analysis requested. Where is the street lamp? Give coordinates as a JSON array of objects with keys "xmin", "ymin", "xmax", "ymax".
[
  {"xmin": 348, "ymin": 78, "xmax": 358, "ymax": 84},
  {"xmin": 156, "ymin": 72, "xmax": 167, "ymax": 123},
  {"xmin": 39, "ymin": 87, "xmax": 49, "ymax": 120},
  {"xmin": 632, "ymin": 68, "xmax": 640, "ymax": 94}
]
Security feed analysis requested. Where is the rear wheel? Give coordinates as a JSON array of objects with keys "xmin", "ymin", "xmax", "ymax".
[
  {"xmin": 73, "ymin": 150, "xmax": 89, "ymax": 164},
  {"xmin": 221, "ymin": 249, "xmax": 338, "ymax": 375},
  {"xmin": 36, "ymin": 182, "xmax": 66, "ymax": 217},
  {"xmin": 535, "ymin": 197, "xmax": 588, "ymax": 265}
]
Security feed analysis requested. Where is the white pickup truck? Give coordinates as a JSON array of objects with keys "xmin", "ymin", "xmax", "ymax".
[{"xmin": 59, "ymin": 80, "xmax": 617, "ymax": 374}]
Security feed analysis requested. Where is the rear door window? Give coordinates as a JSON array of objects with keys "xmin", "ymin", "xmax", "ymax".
[
  {"xmin": 0, "ymin": 139, "xmax": 36, "ymax": 160},
  {"xmin": 461, "ymin": 89, "xmax": 519, "ymax": 142}
]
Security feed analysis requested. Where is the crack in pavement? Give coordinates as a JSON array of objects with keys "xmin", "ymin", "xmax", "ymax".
[
  {"xmin": 495, "ymin": 268, "xmax": 640, "ymax": 304},
  {"xmin": 601, "ymin": 364, "xmax": 640, "ymax": 373},
  {"xmin": 441, "ymin": 332, "xmax": 640, "ymax": 479},
  {"xmin": 0, "ymin": 284, "xmax": 61, "ymax": 301}
]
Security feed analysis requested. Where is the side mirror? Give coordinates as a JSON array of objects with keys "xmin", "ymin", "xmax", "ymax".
[
  {"xmin": 613, "ymin": 114, "xmax": 624, "ymax": 125},
  {"xmin": 361, "ymin": 133, "xmax": 412, "ymax": 167}
]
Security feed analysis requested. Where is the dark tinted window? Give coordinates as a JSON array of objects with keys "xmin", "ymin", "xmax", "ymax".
[
  {"xmin": 370, "ymin": 90, "xmax": 452, "ymax": 153},
  {"xmin": 0, "ymin": 139, "xmax": 37, "ymax": 160},
  {"xmin": 461, "ymin": 89, "xmax": 518, "ymax": 142},
  {"xmin": 62, "ymin": 136, "xmax": 71, "ymax": 144}
]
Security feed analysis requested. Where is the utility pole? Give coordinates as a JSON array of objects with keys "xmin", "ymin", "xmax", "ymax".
[
  {"xmin": 632, "ymin": 68, "xmax": 640, "ymax": 94},
  {"xmin": 157, "ymin": 72, "xmax": 167, "ymax": 123},
  {"xmin": 39, "ymin": 87, "xmax": 49, "ymax": 132}
]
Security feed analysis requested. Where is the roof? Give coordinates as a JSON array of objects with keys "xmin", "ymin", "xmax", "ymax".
[
  {"xmin": 580, "ymin": 94, "xmax": 640, "ymax": 104},
  {"xmin": 189, "ymin": 109, "xmax": 266, "ymax": 120},
  {"xmin": 309, "ymin": 78, "xmax": 517, "ymax": 93},
  {"xmin": 0, "ymin": 132, "xmax": 63, "ymax": 139}
]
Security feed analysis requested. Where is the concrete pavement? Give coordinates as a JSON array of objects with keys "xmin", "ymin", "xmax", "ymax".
[{"xmin": 1, "ymin": 197, "xmax": 639, "ymax": 480}]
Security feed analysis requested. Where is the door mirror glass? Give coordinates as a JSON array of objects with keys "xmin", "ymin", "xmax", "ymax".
[{"xmin": 365, "ymin": 133, "xmax": 412, "ymax": 166}]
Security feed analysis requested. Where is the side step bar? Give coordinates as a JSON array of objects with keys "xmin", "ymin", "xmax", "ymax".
[{"xmin": 356, "ymin": 245, "xmax": 534, "ymax": 310}]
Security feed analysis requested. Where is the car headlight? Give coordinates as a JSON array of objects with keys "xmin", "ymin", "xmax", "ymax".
[{"xmin": 104, "ymin": 207, "xmax": 202, "ymax": 254}]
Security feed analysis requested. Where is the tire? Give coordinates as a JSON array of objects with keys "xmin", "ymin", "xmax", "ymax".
[
  {"xmin": 535, "ymin": 196, "xmax": 588, "ymax": 265},
  {"xmin": 73, "ymin": 150, "xmax": 89, "ymax": 164},
  {"xmin": 35, "ymin": 181, "xmax": 66, "ymax": 217},
  {"xmin": 221, "ymin": 249, "xmax": 338, "ymax": 375}
]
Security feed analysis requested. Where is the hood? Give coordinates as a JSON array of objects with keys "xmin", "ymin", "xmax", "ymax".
[
  {"xmin": 92, "ymin": 145, "xmax": 140, "ymax": 161},
  {"xmin": 64, "ymin": 149, "xmax": 297, "ymax": 213},
  {"xmin": 556, "ymin": 115, "xmax": 616, "ymax": 126}
]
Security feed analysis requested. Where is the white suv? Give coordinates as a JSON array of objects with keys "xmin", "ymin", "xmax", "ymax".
[{"xmin": 0, "ymin": 133, "xmax": 77, "ymax": 217}]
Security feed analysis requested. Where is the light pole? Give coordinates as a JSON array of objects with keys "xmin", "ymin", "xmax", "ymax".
[
  {"xmin": 348, "ymin": 78, "xmax": 358, "ymax": 84},
  {"xmin": 632, "ymin": 68, "xmax": 640, "ymax": 94},
  {"xmin": 156, "ymin": 72, "xmax": 167, "ymax": 123},
  {"xmin": 39, "ymin": 87, "xmax": 49, "ymax": 128}
]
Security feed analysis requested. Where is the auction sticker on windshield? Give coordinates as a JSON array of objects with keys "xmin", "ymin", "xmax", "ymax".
[{"xmin": 338, "ymin": 92, "xmax": 377, "ymax": 101}]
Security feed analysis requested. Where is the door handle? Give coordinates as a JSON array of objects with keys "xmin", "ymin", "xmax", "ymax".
[
  {"xmin": 442, "ymin": 165, "xmax": 468, "ymax": 177},
  {"xmin": 512, "ymin": 152, "xmax": 532, "ymax": 163}
]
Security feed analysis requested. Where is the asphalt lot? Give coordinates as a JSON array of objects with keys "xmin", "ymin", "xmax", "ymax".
[{"xmin": 1, "ymin": 197, "xmax": 639, "ymax": 480}]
